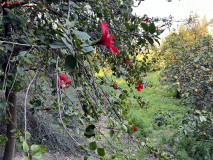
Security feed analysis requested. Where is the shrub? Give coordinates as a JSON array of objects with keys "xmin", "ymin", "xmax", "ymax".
[
  {"xmin": 173, "ymin": 110, "xmax": 213, "ymax": 160},
  {"xmin": 160, "ymin": 19, "xmax": 213, "ymax": 111}
]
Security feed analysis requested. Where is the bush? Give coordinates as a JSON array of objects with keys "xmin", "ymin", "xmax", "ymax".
[
  {"xmin": 173, "ymin": 110, "xmax": 213, "ymax": 160},
  {"xmin": 160, "ymin": 22, "xmax": 213, "ymax": 111}
]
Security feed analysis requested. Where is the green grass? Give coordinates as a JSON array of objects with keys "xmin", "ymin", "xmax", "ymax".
[
  {"xmin": 97, "ymin": 70, "xmax": 190, "ymax": 158},
  {"xmin": 98, "ymin": 70, "xmax": 188, "ymax": 126}
]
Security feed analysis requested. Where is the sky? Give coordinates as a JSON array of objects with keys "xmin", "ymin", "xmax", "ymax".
[{"xmin": 133, "ymin": 0, "xmax": 213, "ymax": 38}]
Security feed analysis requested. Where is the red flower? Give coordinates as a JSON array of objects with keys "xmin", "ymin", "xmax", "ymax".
[
  {"xmin": 57, "ymin": 74, "xmax": 70, "ymax": 89},
  {"xmin": 132, "ymin": 126, "xmax": 138, "ymax": 131},
  {"xmin": 44, "ymin": 108, "xmax": 51, "ymax": 111},
  {"xmin": 144, "ymin": 17, "xmax": 149, "ymax": 22},
  {"xmin": 160, "ymin": 24, "xmax": 165, "ymax": 28},
  {"xmin": 100, "ymin": 19, "xmax": 109, "ymax": 35},
  {"xmin": 123, "ymin": 59, "xmax": 130, "ymax": 65},
  {"xmin": 156, "ymin": 26, "xmax": 160, "ymax": 31},
  {"xmin": 99, "ymin": 20, "xmax": 119, "ymax": 54},
  {"xmin": 135, "ymin": 82, "xmax": 143, "ymax": 91},
  {"xmin": 113, "ymin": 82, "xmax": 117, "ymax": 90},
  {"xmin": 142, "ymin": 74, "xmax": 147, "ymax": 77}
]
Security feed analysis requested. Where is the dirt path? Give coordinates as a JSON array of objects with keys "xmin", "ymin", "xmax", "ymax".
[{"xmin": 14, "ymin": 151, "xmax": 84, "ymax": 160}]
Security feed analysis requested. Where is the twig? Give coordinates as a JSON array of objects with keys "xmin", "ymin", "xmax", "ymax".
[
  {"xmin": 67, "ymin": 0, "xmax": 71, "ymax": 19},
  {"xmin": 0, "ymin": 41, "xmax": 47, "ymax": 48},
  {"xmin": 2, "ymin": 44, "xmax": 15, "ymax": 99},
  {"xmin": 6, "ymin": 72, "xmax": 17, "ymax": 103},
  {"xmin": 24, "ymin": 70, "xmax": 38, "ymax": 142},
  {"xmin": 82, "ymin": 57, "xmax": 123, "ymax": 122},
  {"xmin": 128, "ymin": 133, "xmax": 131, "ymax": 160},
  {"xmin": 56, "ymin": 55, "xmax": 80, "ymax": 145}
]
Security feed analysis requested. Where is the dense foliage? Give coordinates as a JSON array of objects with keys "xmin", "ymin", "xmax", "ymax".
[
  {"xmin": 0, "ymin": 0, "xmax": 168, "ymax": 159},
  {"xmin": 160, "ymin": 16, "xmax": 213, "ymax": 160},
  {"xmin": 161, "ymin": 16, "xmax": 213, "ymax": 110}
]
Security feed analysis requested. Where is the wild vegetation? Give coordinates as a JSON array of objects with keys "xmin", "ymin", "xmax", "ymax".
[
  {"xmin": 159, "ymin": 15, "xmax": 213, "ymax": 160},
  {"xmin": 0, "ymin": 0, "xmax": 212, "ymax": 160}
]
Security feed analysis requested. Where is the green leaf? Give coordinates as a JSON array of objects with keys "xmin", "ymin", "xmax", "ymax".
[
  {"xmin": 125, "ymin": 23, "xmax": 130, "ymax": 31},
  {"xmin": 78, "ymin": 145, "xmax": 88, "ymax": 153},
  {"xmin": 57, "ymin": 23, "xmax": 69, "ymax": 35},
  {"xmin": 65, "ymin": 55, "xmax": 77, "ymax": 72},
  {"xmin": 97, "ymin": 148, "xmax": 105, "ymax": 157},
  {"xmin": 110, "ymin": 130, "xmax": 114, "ymax": 138},
  {"xmin": 4, "ymin": 8, "xmax": 16, "ymax": 19},
  {"xmin": 61, "ymin": 37, "xmax": 73, "ymax": 51},
  {"xmin": 31, "ymin": 144, "xmax": 47, "ymax": 159},
  {"xmin": 69, "ymin": 1, "xmax": 80, "ymax": 8},
  {"xmin": 37, "ymin": 3, "xmax": 43, "ymax": 9},
  {"xmin": 82, "ymin": 46, "xmax": 94, "ymax": 53},
  {"xmin": 22, "ymin": 156, "xmax": 29, "ymax": 160},
  {"xmin": 73, "ymin": 30, "xmax": 91, "ymax": 40},
  {"xmin": 26, "ymin": 54, "xmax": 35, "ymax": 58},
  {"xmin": 23, "ymin": 57, "xmax": 33, "ymax": 65},
  {"xmin": 200, "ymin": 115, "xmax": 207, "ymax": 122},
  {"xmin": 19, "ymin": 51, "xmax": 27, "ymax": 57},
  {"xmin": 149, "ymin": 23, "xmax": 156, "ymax": 34},
  {"xmin": 0, "ymin": 100, "xmax": 7, "ymax": 109},
  {"xmin": 66, "ymin": 19, "xmax": 72, "ymax": 27},
  {"xmin": 84, "ymin": 156, "xmax": 95, "ymax": 160},
  {"xmin": 141, "ymin": 23, "xmax": 149, "ymax": 31},
  {"xmin": 19, "ymin": 136, "xmax": 24, "ymax": 142},
  {"xmin": 17, "ymin": 67, "xmax": 25, "ymax": 76},
  {"xmin": 121, "ymin": 124, "xmax": 127, "ymax": 132},
  {"xmin": 49, "ymin": 41, "xmax": 66, "ymax": 49},
  {"xmin": 23, "ymin": 141, "xmax": 29, "ymax": 152},
  {"xmin": 89, "ymin": 141, "xmax": 97, "ymax": 150},
  {"xmin": 154, "ymin": 153, "xmax": 158, "ymax": 158},
  {"xmin": 66, "ymin": 19, "xmax": 77, "ymax": 28},
  {"xmin": 145, "ymin": 36, "xmax": 154, "ymax": 46},
  {"xmin": 95, "ymin": 7, "xmax": 100, "ymax": 13},
  {"xmin": 155, "ymin": 38, "xmax": 160, "ymax": 46},
  {"xmin": 11, "ymin": 129, "xmax": 18, "ymax": 133},
  {"xmin": 26, "ymin": 131, "xmax": 31, "ymax": 140},
  {"xmin": 62, "ymin": 33, "xmax": 72, "ymax": 43},
  {"xmin": 0, "ymin": 135, "xmax": 8, "ymax": 145},
  {"xmin": 84, "ymin": 124, "xmax": 96, "ymax": 138}
]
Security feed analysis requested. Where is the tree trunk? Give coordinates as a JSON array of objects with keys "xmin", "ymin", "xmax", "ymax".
[
  {"xmin": 3, "ymin": 88, "xmax": 17, "ymax": 160},
  {"xmin": 3, "ymin": 1, "xmax": 17, "ymax": 159},
  {"xmin": 176, "ymin": 90, "xmax": 181, "ymax": 99}
]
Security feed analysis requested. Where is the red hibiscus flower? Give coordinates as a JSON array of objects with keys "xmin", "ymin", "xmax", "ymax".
[
  {"xmin": 57, "ymin": 74, "xmax": 70, "ymax": 89},
  {"xmin": 44, "ymin": 108, "xmax": 51, "ymax": 111},
  {"xmin": 99, "ymin": 19, "xmax": 119, "ymax": 54},
  {"xmin": 156, "ymin": 26, "xmax": 160, "ymax": 31},
  {"xmin": 144, "ymin": 17, "xmax": 149, "ymax": 22},
  {"xmin": 160, "ymin": 24, "xmax": 165, "ymax": 28},
  {"xmin": 123, "ymin": 59, "xmax": 130, "ymax": 65},
  {"xmin": 142, "ymin": 74, "xmax": 147, "ymax": 77},
  {"xmin": 100, "ymin": 19, "xmax": 109, "ymax": 35},
  {"xmin": 132, "ymin": 126, "xmax": 138, "ymax": 131},
  {"xmin": 113, "ymin": 82, "xmax": 117, "ymax": 90},
  {"xmin": 135, "ymin": 82, "xmax": 143, "ymax": 91}
]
